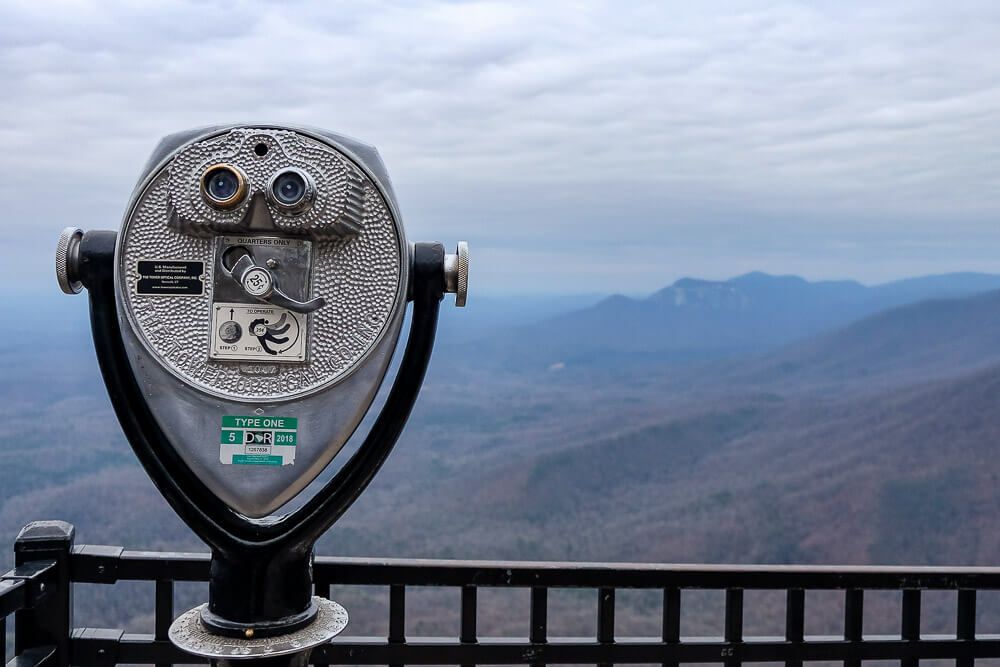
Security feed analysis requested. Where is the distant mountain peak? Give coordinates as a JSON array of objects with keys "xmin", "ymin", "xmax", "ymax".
[
  {"xmin": 668, "ymin": 272, "xmax": 808, "ymax": 291},
  {"xmin": 730, "ymin": 271, "xmax": 808, "ymax": 286},
  {"xmin": 595, "ymin": 293, "xmax": 636, "ymax": 308},
  {"xmin": 671, "ymin": 277, "xmax": 723, "ymax": 289},
  {"xmin": 654, "ymin": 272, "xmax": 808, "ymax": 304}
]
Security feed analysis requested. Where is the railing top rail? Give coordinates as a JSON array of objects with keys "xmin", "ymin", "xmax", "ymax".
[
  {"xmin": 0, "ymin": 559, "xmax": 58, "ymax": 618},
  {"xmin": 69, "ymin": 545, "xmax": 1000, "ymax": 589},
  {"xmin": 0, "ymin": 577, "xmax": 28, "ymax": 618}
]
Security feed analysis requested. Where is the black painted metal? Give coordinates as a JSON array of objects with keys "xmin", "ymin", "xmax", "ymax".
[
  {"xmin": 957, "ymin": 588, "xmax": 976, "ymax": 667},
  {"xmin": 784, "ymin": 588, "xmax": 804, "ymax": 667},
  {"xmin": 7, "ymin": 537, "xmax": 1000, "ymax": 664},
  {"xmin": 459, "ymin": 585, "xmax": 476, "ymax": 643},
  {"xmin": 78, "ymin": 231, "xmax": 445, "ymax": 632},
  {"xmin": 153, "ymin": 581, "xmax": 172, "ymax": 667},
  {"xmin": 844, "ymin": 588, "xmax": 863, "ymax": 667},
  {"xmin": 529, "ymin": 586, "xmax": 548, "ymax": 667},
  {"xmin": 662, "ymin": 586, "xmax": 681, "ymax": 667},
  {"xmin": 723, "ymin": 588, "xmax": 743, "ymax": 667},
  {"xmin": 902, "ymin": 588, "xmax": 922, "ymax": 667},
  {"xmin": 530, "ymin": 586, "xmax": 548, "ymax": 643},
  {"xmin": 459, "ymin": 585, "xmax": 476, "ymax": 667},
  {"xmin": 11, "ymin": 522, "xmax": 73, "ymax": 667},
  {"xmin": 65, "ymin": 547, "xmax": 1000, "ymax": 588},
  {"xmin": 7, "ymin": 645, "xmax": 57, "ymax": 667}
]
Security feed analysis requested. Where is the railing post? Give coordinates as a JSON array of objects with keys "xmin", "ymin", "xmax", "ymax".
[{"xmin": 13, "ymin": 521, "xmax": 74, "ymax": 667}]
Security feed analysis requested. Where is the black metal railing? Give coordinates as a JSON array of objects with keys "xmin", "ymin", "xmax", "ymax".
[{"xmin": 5, "ymin": 521, "xmax": 1000, "ymax": 666}]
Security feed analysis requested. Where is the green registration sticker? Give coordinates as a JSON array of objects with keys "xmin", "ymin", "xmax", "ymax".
[
  {"xmin": 219, "ymin": 415, "xmax": 298, "ymax": 466},
  {"xmin": 232, "ymin": 454, "xmax": 283, "ymax": 466}
]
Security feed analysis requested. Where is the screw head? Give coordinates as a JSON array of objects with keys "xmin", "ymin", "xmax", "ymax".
[{"xmin": 244, "ymin": 628, "xmax": 254, "ymax": 639}]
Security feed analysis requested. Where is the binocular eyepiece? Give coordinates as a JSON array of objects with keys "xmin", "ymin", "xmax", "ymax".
[{"xmin": 55, "ymin": 124, "xmax": 469, "ymax": 663}]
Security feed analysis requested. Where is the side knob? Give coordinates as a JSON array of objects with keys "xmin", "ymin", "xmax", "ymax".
[
  {"xmin": 444, "ymin": 241, "xmax": 469, "ymax": 307},
  {"xmin": 55, "ymin": 227, "xmax": 84, "ymax": 295}
]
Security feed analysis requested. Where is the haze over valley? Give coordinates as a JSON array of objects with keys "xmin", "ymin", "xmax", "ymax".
[{"xmin": 6, "ymin": 271, "xmax": 1000, "ymax": 635}]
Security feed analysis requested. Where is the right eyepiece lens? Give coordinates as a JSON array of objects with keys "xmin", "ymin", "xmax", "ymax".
[{"xmin": 272, "ymin": 170, "xmax": 306, "ymax": 206}]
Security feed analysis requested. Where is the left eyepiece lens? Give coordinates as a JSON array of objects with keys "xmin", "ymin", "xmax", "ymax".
[{"xmin": 200, "ymin": 164, "xmax": 247, "ymax": 209}]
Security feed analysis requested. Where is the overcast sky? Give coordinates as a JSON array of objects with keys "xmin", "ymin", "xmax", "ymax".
[{"xmin": 3, "ymin": 1, "xmax": 1000, "ymax": 295}]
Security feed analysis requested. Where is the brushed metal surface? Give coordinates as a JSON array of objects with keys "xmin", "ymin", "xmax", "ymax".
[
  {"xmin": 113, "ymin": 125, "xmax": 410, "ymax": 517},
  {"xmin": 169, "ymin": 596, "xmax": 348, "ymax": 658},
  {"xmin": 118, "ymin": 128, "xmax": 404, "ymax": 400}
]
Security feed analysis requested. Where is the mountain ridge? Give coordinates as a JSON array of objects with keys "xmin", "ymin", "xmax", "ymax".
[{"xmin": 450, "ymin": 271, "xmax": 1000, "ymax": 371}]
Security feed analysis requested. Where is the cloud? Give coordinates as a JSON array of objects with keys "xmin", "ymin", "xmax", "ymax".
[{"xmin": 2, "ymin": 0, "xmax": 1000, "ymax": 293}]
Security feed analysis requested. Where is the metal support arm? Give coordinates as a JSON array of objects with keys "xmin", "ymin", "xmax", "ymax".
[{"xmin": 79, "ymin": 231, "xmax": 444, "ymax": 631}]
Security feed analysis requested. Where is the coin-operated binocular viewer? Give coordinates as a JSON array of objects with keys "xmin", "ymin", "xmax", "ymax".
[{"xmin": 55, "ymin": 125, "xmax": 468, "ymax": 665}]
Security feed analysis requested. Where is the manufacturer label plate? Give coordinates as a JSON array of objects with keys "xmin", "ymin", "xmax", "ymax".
[
  {"xmin": 210, "ymin": 302, "xmax": 306, "ymax": 362},
  {"xmin": 220, "ymin": 415, "xmax": 298, "ymax": 466},
  {"xmin": 136, "ymin": 260, "xmax": 204, "ymax": 295}
]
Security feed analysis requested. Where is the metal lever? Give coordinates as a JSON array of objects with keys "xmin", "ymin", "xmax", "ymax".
[{"xmin": 228, "ymin": 254, "xmax": 326, "ymax": 313}]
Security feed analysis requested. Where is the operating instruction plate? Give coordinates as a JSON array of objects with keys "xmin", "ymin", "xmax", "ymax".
[{"xmin": 210, "ymin": 302, "xmax": 306, "ymax": 362}]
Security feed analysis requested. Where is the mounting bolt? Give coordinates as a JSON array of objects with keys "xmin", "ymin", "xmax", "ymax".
[
  {"xmin": 244, "ymin": 628, "xmax": 254, "ymax": 639},
  {"xmin": 443, "ymin": 241, "xmax": 469, "ymax": 307}
]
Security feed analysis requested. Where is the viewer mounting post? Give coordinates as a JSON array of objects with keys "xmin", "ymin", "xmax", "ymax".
[{"xmin": 54, "ymin": 125, "xmax": 469, "ymax": 666}]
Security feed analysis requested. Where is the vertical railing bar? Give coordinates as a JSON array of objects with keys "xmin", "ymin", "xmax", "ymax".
[
  {"xmin": 957, "ymin": 589, "xmax": 976, "ymax": 639},
  {"xmin": 530, "ymin": 587, "xmax": 548, "ymax": 643},
  {"xmin": 845, "ymin": 588, "xmax": 864, "ymax": 640},
  {"xmin": 725, "ymin": 588, "xmax": 744, "ymax": 667},
  {"xmin": 902, "ymin": 588, "xmax": 921, "ymax": 667},
  {"xmin": 956, "ymin": 589, "xmax": 976, "ymax": 667},
  {"xmin": 154, "ymin": 579, "xmax": 173, "ymax": 667},
  {"xmin": 662, "ymin": 587, "xmax": 681, "ymax": 667},
  {"xmin": 902, "ymin": 588, "xmax": 921, "ymax": 638},
  {"xmin": 460, "ymin": 585, "xmax": 477, "ymax": 667},
  {"xmin": 388, "ymin": 583, "xmax": 405, "ymax": 667},
  {"xmin": 725, "ymin": 588, "xmax": 744, "ymax": 643},
  {"xmin": 785, "ymin": 588, "xmax": 804, "ymax": 667},
  {"xmin": 460, "ymin": 585, "xmax": 477, "ymax": 643},
  {"xmin": 662, "ymin": 588, "xmax": 681, "ymax": 642},
  {"xmin": 314, "ymin": 580, "xmax": 331, "ymax": 600},
  {"xmin": 1, "ymin": 616, "xmax": 6, "ymax": 664},
  {"xmin": 597, "ymin": 587, "xmax": 615, "ymax": 643},
  {"xmin": 597, "ymin": 587, "xmax": 615, "ymax": 667},
  {"xmin": 530, "ymin": 586, "xmax": 548, "ymax": 667},
  {"xmin": 844, "ymin": 588, "xmax": 863, "ymax": 667},
  {"xmin": 388, "ymin": 584, "xmax": 405, "ymax": 642}
]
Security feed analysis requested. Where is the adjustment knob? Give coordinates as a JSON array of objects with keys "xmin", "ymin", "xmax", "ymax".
[
  {"xmin": 444, "ymin": 241, "xmax": 469, "ymax": 307},
  {"xmin": 55, "ymin": 227, "xmax": 84, "ymax": 295}
]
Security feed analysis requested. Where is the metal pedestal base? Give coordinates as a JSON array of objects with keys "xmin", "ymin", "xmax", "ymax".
[{"xmin": 169, "ymin": 596, "xmax": 348, "ymax": 661}]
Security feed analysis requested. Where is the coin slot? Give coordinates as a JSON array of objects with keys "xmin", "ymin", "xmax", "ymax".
[{"xmin": 222, "ymin": 245, "xmax": 251, "ymax": 272}]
